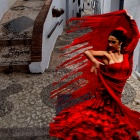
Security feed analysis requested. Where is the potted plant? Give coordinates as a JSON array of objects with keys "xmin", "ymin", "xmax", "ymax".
[
  {"xmin": 60, "ymin": 9, "xmax": 64, "ymax": 15},
  {"xmin": 52, "ymin": 7, "xmax": 65, "ymax": 17}
]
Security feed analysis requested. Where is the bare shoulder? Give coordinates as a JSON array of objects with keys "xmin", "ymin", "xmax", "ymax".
[{"xmin": 103, "ymin": 51, "xmax": 112, "ymax": 59}]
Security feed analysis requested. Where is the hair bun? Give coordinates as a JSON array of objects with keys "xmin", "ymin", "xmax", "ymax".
[{"xmin": 115, "ymin": 27, "xmax": 127, "ymax": 34}]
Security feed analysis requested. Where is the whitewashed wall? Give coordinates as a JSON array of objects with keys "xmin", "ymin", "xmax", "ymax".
[
  {"xmin": 84, "ymin": 0, "xmax": 92, "ymax": 10},
  {"xmin": 101, "ymin": 0, "xmax": 120, "ymax": 14},
  {"xmin": 0, "ymin": 0, "xmax": 8, "ymax": 20},
  {"xmin": 29, "ymin": 0, "xmax": 84, "ymax": 73},
  {"xmin": 81, "ymin": 0, "xmax": 84, "ymax": 8},
  {"xmin": 123, "ymin": 0, "xmax": 140, "ymax": 78},
  {"xmin": 0, "ymin": 0, "xmax": 17, "ymax": 20},
  {"xmin": 110, "ymin": 0, "xmax": 120, "ymax": 13},
  {"xmin": 100, "ymin": 0, "xmax": 104, "ymax": 14},
  {"xmin": 69, "ymin": 0, "xmax": 82, "ymax": 18},
  {"xmin": 100, "ymin": 0, "xmax": 111, "ymax": 14},
  {"xmin": 80, "ymin": 0, "xmax": 84, "ymax": 11},
  {"xmin": 29, "ymin": 0, "xmax": 66, "ymax": 73}
]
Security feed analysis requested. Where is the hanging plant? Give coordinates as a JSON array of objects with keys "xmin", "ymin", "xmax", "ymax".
[
  {"xmin": 60, "ymin": 9, "xmax": 65, "ymax": 15},
  {"xmin": 52, "ymin": 7, "xmax": 65, "ymax": 17}
]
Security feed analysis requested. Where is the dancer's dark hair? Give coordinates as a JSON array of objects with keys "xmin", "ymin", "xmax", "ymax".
[
  {"xmin": 108, "ymin": 30, "xmax": 127, "ymax": 52},
  {"xmin": 109, "ymin": 30, "xmax": 126, "ymax": 43}
]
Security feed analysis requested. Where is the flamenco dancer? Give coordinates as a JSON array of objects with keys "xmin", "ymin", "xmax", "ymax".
[{"xmin": 49, "ymin": 9, "xmax": 140, "ymax": 140}]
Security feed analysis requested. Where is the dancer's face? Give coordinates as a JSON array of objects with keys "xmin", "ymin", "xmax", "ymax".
[{"xmin": 108, "ymin": 35, "xmax": 122, "ymax": 52}]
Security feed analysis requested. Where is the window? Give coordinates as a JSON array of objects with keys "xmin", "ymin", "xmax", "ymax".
[{"xmin": 73, "ymin": 0, "xmax": 75, "ymax": 2}]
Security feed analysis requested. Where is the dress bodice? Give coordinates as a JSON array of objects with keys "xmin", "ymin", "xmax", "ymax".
[{"xmin": 107, "ymin": 54, "xmax": 130, "ymax": 77}]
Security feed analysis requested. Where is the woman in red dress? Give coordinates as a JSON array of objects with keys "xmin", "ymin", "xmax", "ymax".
[{"xmin": 49, "ymin": 10, "xmax": 140, "ymax": 140}]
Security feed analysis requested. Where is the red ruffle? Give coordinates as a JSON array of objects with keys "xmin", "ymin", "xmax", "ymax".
[{"xmin": 49, "ymin": 94, "xmax": 140, "ymax": 140}]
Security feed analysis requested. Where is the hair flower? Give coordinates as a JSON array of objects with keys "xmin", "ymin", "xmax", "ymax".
[{"xmin": 115, "ymin": 27, "xmax": 127, "ymax": 34}]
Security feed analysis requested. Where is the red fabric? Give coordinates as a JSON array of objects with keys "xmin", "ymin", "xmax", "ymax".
[{"xmin": 49, "ymin": 10, "xmax": 140, "ymax": 139}]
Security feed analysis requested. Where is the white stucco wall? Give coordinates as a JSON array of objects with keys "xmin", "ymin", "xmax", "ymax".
[
  {"xmin": 29, "ymin": 0, "xmax": 85, "ymax": 73},
  {"xmin": 0, "ymin": 0, "xmax": 8, "ymax": 20},
  {"xmin": 110, "ymin": 0, "xmax": 120, "ymax": 12},
  {"xmin": 80, "ymin": 0, "xmax": 84, "ymax": 10},
  {"xmin": 69, "ymin": 0, "xmax": 80, "ymax": 18},
  {"xmin": 101, "ymin": 0, "xmax": 112, "ymax": 14},
  {"xmin": 102, "ymin": 0, "xmax": 120, "ymax": 14},
  {"xmin": 100, "ymin": 0, "xmax": 104, "ymax": 14},
  {"xmin": 0, "ymin": 0, "xmax": 17, "ymax": 20},
  {"xmin": 124, "ymin": 0, "xmax": 140, "ymax": 75},
  {"xmin": 29, "ymin": 0, "xmax": 66, "ymax": 73},
  {"xmin": 84, "ymin": 0, "xmax": 92, "ymax": 10}
]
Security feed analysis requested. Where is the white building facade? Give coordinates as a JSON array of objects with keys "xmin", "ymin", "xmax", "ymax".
[
  {"xmin": 83, "ymin": 0, "xmax": 93, "ymax": 10},
  {"xmin": 29, "ymin": 0, "xmax": 84, "ymax": 73},
  {"xmin": 100, "ymin": 0, "xmax": 124, "ymax": 14},
  {"xmin": 66, "ymin": 0, "xmax": 83, "ymax": 20},
  {"xmin": 83, "ymin": 0, "xmax": 101, "ymax": 15},
  {"xmin": 0, "ymin": 0, "xmax": 17, "ymax": 20},
  {"xmin": 0, "ymin": 0, "xmax": 84, "ymax": 73}
]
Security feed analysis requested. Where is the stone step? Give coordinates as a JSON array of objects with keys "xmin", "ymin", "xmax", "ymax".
[
  {"xmin": 0, "ymin": 44, "xmax": 31, "ymax": 72},
  {"xmin": 0, "ymin": 45, "xmax": 31, "ymax": 62},
  {"xmin": 0, "ymin": 0, "xmax": 45, "ymax": 73},
  {"xmin": 0, "ymin": 127, "xmax": 58, "ymax": 140},
  {"xmin": 0, "ymin": 64, "xmax": 30, "ymax": 73}
]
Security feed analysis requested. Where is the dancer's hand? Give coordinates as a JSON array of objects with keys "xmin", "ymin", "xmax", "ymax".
[
  {"xmin": 91, "ymin": 61, "xmax": 105, "ymax": 74},
  {"xmin": 125, "ymin": 9, "xmax": 133, "ymax": 20}
]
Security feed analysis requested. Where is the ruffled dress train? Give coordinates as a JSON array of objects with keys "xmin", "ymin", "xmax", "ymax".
[
  {"xmin": 49, "ymin": 54, "xmax": 140, "ymax": 140},
  {"xmin": 50, "ymin": 87, "xmax": 140, "ymax": 140}
]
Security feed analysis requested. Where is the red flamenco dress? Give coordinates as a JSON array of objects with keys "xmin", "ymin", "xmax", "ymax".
[{"xmin": 49, "ymin": 10, "xmax": 140, "ymax": 140}]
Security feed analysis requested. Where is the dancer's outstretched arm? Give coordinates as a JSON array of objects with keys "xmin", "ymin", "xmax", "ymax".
[
  {"xmin": 125, "ymin": 10, "xmax": 140, "ymax": 54},
  {"xmin": 84, "ymin": 50, "xmax": 111, "ymax": 74}
]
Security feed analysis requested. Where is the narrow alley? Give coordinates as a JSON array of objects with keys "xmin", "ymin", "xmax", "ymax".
[{"xmin": 0, "ymin": 4, "xmax": 140, "ymax": 140}]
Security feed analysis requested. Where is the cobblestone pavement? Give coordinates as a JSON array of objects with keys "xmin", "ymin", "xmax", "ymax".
[{"xmin": 0, "ymin": 11, "xmax": 140, "ymax": 139}]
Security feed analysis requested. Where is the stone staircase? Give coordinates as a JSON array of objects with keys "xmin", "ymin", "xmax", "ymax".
[
  {"xmin": 0, "ymin": 0, "xmax": 46, "ymax": 73},
  {"xmin": 0, "ymin": 44, "xmax": 31, "ymax": 73}
]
